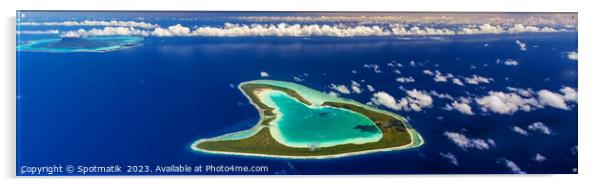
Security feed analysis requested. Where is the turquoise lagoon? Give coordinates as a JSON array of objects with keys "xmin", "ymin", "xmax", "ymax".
[
  {"xmin": 260, "ymin": 90, "xmax": 383, "ymax": 148},
  {"xmin": 17, "ymin": 36, "xmax": 143, "ymax": 52}
]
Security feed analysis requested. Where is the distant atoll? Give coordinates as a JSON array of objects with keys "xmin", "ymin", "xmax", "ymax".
[
  {"xmin": 192, "ymin": 80, "xmax": 423, "ymax": 159},
  {"xmin": 17, "ymin": 36, "xmax": 143, "ymax": 53}
]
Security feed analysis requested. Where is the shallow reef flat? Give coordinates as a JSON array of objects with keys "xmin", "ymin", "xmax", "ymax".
[
  {"xmin": 193, "ymin": 80, "xmax": 423, "ymax": 159},
  {"xmin": 17, "ymin": 36, "xmax": 144, "ymax": 53}
]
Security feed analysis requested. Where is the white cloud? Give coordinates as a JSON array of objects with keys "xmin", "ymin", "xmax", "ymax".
[
  {"xmin": 452, "ymin": 78, "xmax": 464, "ymax": 86},
  {"xmin": 477, "ymin": 87, "xmax": 577, "ymax": 114},
  {"xmin": 487, "ymin": 139, "xmax": 496, "ymax": 147},
  {"xmin": 169, "ymin": 23, "xmax": 391, "ymax": 37},
  {"xmin": 370, "ymin": 89, "xmax": 433, "ymax": 112},
  {"xmin": 439, "ymin": 152, "xmax": 459, "ymax": 166},
  {"xmin": 516, "ymin": 40, "xmax": 527, "ymax": 51},
  {"xmin": 391, "ymin": 25, "xmax": 455, "ymax": 35},
  {"xmin": 528, "ymin": 122, "xmax": 552, "ymax": 135},
  {"xmin": 371, "ymin": 91, "xmax": 402, "ymax": 110},
  {"xmin": 511, "ymin": 126, "xmax": 529, "ymax": 136},
  {"xmin": 422, "ymin": 70, "xmax": 455, "ymax": 83},
  {"xmin": 500, "ymin": 59, "xmax": 519, "ymax": 66},
  {"xmin": 17, "ymin": 30, "xmax": 60, "ymax": 35},
  {"xmin": 351, "ymin": 81, "xmax": 362, "ymax": 94},
  {"xmin": 396, "ymin": 76, "xmax": 415, "ymax": 83},
  {"xmin": 151, "ymin": 24, "xmax": 192, "ymax": 37},
  {"xmin": 327, "ymin": 91, "xmax": 338, "ymax": 98},
  {"xmin": 507, "ymin": 87, "xmax": 534, "ymax": 97},
  {"xmin": 293, "ymin": 76, "xmax": 304, "ymax": 82},
  {"xmin": 508, "ymin": 24, "xmax": 557, "ymax": 33},
  {"xmin": 61, "ymin": 27, "xmax": 150, "ymax": 37},
  {"xmin": 366, "ymin": 85, "xmax": 375, "ymax": 92},
  {"xmin": 422, "ymin": 69, "xmax": 434, "ymax": 76},
  {"xmin": 458, "ymin": 23, "xmax": 504, "ymax": 34},
  {"xmin": 363, "ymin": 64, "xmax": 382, "ymax": 73},
  {"xmin": 445, "ymin": 101, "xmax": 475, "ymax": 115},
  {"xmin": 433, "ymin": 70, "xmax": 454, "ymax": 82},
  {"xmin": 443, "ymin": 131, "xmax": 492, "ymax": 150},
  {"xmin": 476, "ymin": 91, "xmax": 541, "ymax": 115},
  {"xmin": 537, "ymin": 89, "xmax": 569, "ymax": 110},
  {"xmin": 464, "ymin": 74, "xmax": 493, "ymax": 85},
  {"xmin": 260, "ymin": 71, "xmax": 270, "ymax": 77},
  {"xmin": 560, "ymin": 86, "xmax": 578, "ymax": 102},
  {"xmin": 567, "ymin": 51, "xmax": 578, "ymax": 61},
  {"xmin": 19, "ymin": 20, "xmax": 159, "ymax": 29},
  {"xmin": 46, "ymin": 22, "xmax": 568, "ymax": 38},
  {"xmin": 430, "ymin": 91, "xmax": 453, "ymax": 100},
  {"xmin": 330, "ymin": 84, "xmax": 351, "ymax": 94},
  {"xmin": 498, "ymin": 158, "xmax": 526, "ymax": 174},
  {"xmin": 533, "ymin": 153, "xmax": 547, "ymax": 162}
]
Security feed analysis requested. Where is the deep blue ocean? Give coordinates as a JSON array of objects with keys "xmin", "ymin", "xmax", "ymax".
[{"xmin": 16, "ymin": 13, "xmax": 577, "ymax": 175}]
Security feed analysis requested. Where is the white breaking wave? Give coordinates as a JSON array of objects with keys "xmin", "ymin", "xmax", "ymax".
[{"xmin": 45, "ymin": 23, "xmax": 570, "ymax": 38}]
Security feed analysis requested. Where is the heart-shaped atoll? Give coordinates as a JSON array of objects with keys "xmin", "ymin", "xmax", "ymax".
[{"xmin": 192, "ymin": 80, "xmax": 423, "ymax": 159}]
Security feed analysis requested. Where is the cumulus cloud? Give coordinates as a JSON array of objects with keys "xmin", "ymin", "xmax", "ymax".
[
  {"xmin": 327, "ymin": 91, "xmax": 339, "ymax": 98},
  {"xmin": 537, "ymin": 89, "xmax": 570, "ymax": 110},
  {"xmin": 351, "ymin": 81, "xmax": 362, "ymax": 94},
  {"xmin": 363, "ymin": 64, "xmax": 382, "ymax": 73},
  {"xmin": 452, "ymin": 78, "xmax": 464, "ymax": 86},
  {"xmin": 507, "ymin": 87, "xmax": 534, "ymax": 97},
  {"xmin": 560, "ymin": 86, "xmax": 578, "ymax": 102},
  {"xmin": 430, "ymin": 91, "xmax": 454, "ymax": 100},
  {"xmin": 422, "ymin": 69, "xmax": 457, "ymax": 83},
  {"xmin": 511, "ymin": 126, "xmax": 529, "ymax": 136},
  {"xmin": 508, "ymin": 24, "xmax": 557, "ymax": 33},
  {"xmin": 330, "ymin": 84, "xmax": 351, "ymax": 94},
  {"xmin": 151, "ymin": 24, "xmax": 192, "ymax": 37},
  {"xmin": 567, "ymin": 51, "xmax": 578, "ymax": 61},
  {"xmin": 443, "ymin": 96, "xmax": 474, "ymax": 115},
  {"xmin": 457, "ymin": 23, "xmax": 505, "ymax": 34},
  {"xmin": 370, "ymin": 89, "xmax": 433, "ymax": 112},
  {"xmin": 477, "ymin": 87, "xmax": 577, "ymax": 114},
  {"xmin": 498, "ymin": 158, "xmax": 526, "ymax": 174},
  {"xmin": 371, "ymin": 92, "xmax": 402, "ymax": 110},
  {"xmin": 464, "ymin": 74, "xmax": 493, "ymax": 85},
  {"xmin": 476, "ymin": 91, "xmax": 540, "ymax": 114},
  {"xmin": 533, "ymin": 153, "xmax": 547, "ymax": 162},
  {"xmin": 433, "ymin": 70, "xmax": 454, "ymax": 82},
  {"xmin": 528, "ymin": 122, "xmax": 552, "ymax": 135},
  {"xmin": 17, "ymin": 29, "xmax": 60, "ymax": 35},
  {"xmin": 446, "ymin": 101, "xmax": 475, "ymax": 115},
  {"xmin": 159, "ymin": 23, "xmax": 391, "ymax": 37},
  {"xmin": 260, "ymin": 71, "xmax": 270, "ymax": 77},
  {"xmin": 497, "ymin": 59, "xmax": 519, "ymax": 66},
  {"xmin": 47, "ymin": 22, "xmax": 569, "ymax": 38},
  {"xmin": 458, "ymin": 24, "xmax": 559, "ymax": 35},
  {"xmin": 515, "ymin": 40, "xmax": 527, "ymax": 51},
  {"xmin": 396, "ymin": 76, "xmax": 415, "ymax": 83},
  {"xmin": 439, "ymin": 152, "xmax": 459, "ymax": 166},
  {"xmin": 366, "ymin": 85, "xmax": 375, "ymax": 92},
  {"xmin": 61, "ymin": 27, "xmax": 150, "ymax": 37},
  {"xmin": 443, "ymin": 131, "xmax": 493, "ymax": 150},
  {"xmin": 293, "ymin": 76, "xmax": 304, "ymax": 82},
  {"xmin": 422, "ymin": 69, "xmax": 434, "ymax": 76},
  {"xmin": 19, "ymin": 20, "xmax": 159, "ymax": 29}
]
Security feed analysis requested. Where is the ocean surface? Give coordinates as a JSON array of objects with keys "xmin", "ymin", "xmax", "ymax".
[{"xmin": 16, "ymin": 13, "xmax": 578, "ymax": 175}]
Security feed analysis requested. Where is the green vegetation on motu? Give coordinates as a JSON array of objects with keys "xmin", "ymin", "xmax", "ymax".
[{"xmin": 194, "ymin": 81, "xmax": 421, "ymax": 157}]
